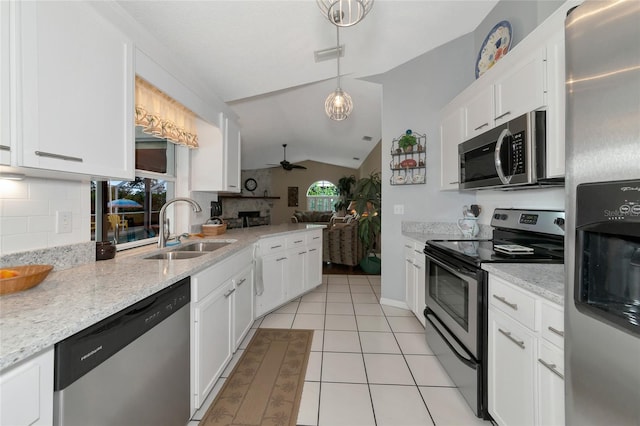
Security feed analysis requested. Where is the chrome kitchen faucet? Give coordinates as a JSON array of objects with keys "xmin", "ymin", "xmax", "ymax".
[{"xmin": 157, "ymin": 197, "xmax": 202, "ymax": 248}]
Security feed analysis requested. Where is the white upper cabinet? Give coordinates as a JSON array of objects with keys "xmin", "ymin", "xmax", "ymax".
[
  {"xmin": 440, "ymin": 105, "xmax": 464, "ymax": 190},
  {"xmin": 494, "ymin": 47, "xmax": 546, "ymax": 125},
  {"xmin": 12, "ymin": 2, "xmax": 134, "ymax": 179},
  {"xmin": 438, "ymin": 2, "xmax": 573, "ymax": 190},
  {"xmin": 225, "ymin": 117, "xmax": 241, "ymax": 192},
  {"xmin": 543, "ymin": 30, "xmax": 566, "ymax": 178},
  {"xmin": 0, "ymin": 1, "xmax": 10, "ymax": 166},
  {"xmin": 190, "ymin": 113, "xmax": 241, "ymax": 193},
  {"xmin": 464, "ymin": 86, "xmax": 494, "ymax": 139}
]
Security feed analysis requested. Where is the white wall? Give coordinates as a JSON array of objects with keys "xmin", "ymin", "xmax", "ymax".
[
  {"xmin": 375, "ymin": 34, "xmax": 477, "ymax": 303},
  {"xmin": 0, "ymin": 178, "xmax": 89, "ymax": 254}
]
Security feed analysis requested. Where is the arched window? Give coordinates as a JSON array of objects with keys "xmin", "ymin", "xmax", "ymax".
[{"xmin": 306, "ymin": 180, "xmax": 339, "ymax": 212}]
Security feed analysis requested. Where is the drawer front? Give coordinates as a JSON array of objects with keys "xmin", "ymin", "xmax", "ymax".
[
  {"xmin": 258, "ymin": 236, "xmax": 286, "ymax": 256},
  {"xmin": 192, "ymin": 267, "xmax": 227, "ymax": 302},
  {"xmin": 538, "ymin": 339, "xmax": 564, "ymax": 376},
  {"xmin": 307, "ymin": 230, "xmax": 323, "ymax": 245},
  {"xmin": 489, "ymin": 276, "xmax": 537, "ymax": 330},
  {"xmin": 541, "ymin": 302, "xmax": 564, "ymax": 348},
  {"xmin": 286, "ymin": 234, "xmax": 306, "ymax": 249},
  {"xmin": 412, "ymin": 241, "xmax": 425, "ymax": 257}
]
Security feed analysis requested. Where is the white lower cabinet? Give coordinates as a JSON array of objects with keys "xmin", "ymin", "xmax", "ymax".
[
  {"xmin": 413, "ymin": 251, "xmax": 426, "ymax": 326},
  {"xmin": 404, "ymin": 238, "xmax": 426, "ymax": 325},
  {"xmin": 305, "ymin": 242, "xmax": 322, "ymax": 291},
  {"xmin": 256, "ymin": 249, "xmax": 288, "ymax": 318},
  {"xmin": 489, "ymin": 308, "xmax": 536, "ymax": 426},
  {"xmin": 190, "ymin": 247, "xmax": 254, "ymax": 413},
  {"xmin": 192, "ymin": 279, "xmax": 233, "ymax": 411},
  {"xmin": 0, "ymin": 348, "xmax": 54, "ymax": 426},
  {"xmin": 233, "ymin": 265, "xmax": 254, "ymax": 351},
  {"xmin": 255, "ymin": 230, "xmax": 323, "ymax": 317},
  {"xmin": 487, "ymin": 274, "xmax": 564, "ymax": 426}
]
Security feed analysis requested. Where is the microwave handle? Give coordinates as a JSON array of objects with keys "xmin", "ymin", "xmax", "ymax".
[{"xmin": 494, "ymin": 128, "xmax": 513, "ymax": 184}]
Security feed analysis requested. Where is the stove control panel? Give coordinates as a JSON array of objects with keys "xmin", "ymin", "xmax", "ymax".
[{"xmin": 491, "ymin": 208, "xmax": 565, "ymax": 236}]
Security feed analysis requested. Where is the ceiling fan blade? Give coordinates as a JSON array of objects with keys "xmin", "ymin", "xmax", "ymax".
[{"xmin": 289, "ymin": 164, "xmax": 307, "ymax": 170}]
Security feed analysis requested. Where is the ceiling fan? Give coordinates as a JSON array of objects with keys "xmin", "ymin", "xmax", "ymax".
[{"xmin": 268, "ymin": 144, "xmax": 307, "ymax": 170}]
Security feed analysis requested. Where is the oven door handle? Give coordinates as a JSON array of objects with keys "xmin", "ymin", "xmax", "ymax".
[
  {"xmin": 425, "ymin": 252, "xmax": 476, "ymax": 279},
  {"xmin": 424, "ymin": 308, "xmax": 477, "ymax": 369}
]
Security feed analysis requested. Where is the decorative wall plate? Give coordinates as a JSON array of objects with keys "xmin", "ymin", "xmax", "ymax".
[{"xmin": 475, "ymin": 20, "xmax": 512, "ymax": 78}]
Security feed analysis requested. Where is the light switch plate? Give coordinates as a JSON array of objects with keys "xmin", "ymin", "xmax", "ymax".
[
  {"xmin": 56, "ymin": 211, "xmax": 72, "ymax": 233},
  {"xmin": 393, "ymin": 204, "xmax": 404, "ymax": 215}
]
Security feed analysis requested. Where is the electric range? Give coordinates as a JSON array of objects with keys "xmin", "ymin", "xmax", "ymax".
[{"xmin": 422, "ymin": 208, "xmax": 565, "ymax": 419}]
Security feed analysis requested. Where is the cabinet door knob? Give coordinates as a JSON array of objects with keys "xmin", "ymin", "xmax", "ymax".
[{"xmin": 224, "ymin": 288, "xmax": 236, "ymax": 298}]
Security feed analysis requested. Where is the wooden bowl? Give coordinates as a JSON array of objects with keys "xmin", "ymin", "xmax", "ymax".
[{"xmin": 0, "ymin": 265, "xmax": 54, "ymax": 295}]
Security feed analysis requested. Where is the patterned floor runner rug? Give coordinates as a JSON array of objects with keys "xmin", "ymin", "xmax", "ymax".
[{"xmin": 199, "ymin": 328, "xmax": 313, "ymax": 426}]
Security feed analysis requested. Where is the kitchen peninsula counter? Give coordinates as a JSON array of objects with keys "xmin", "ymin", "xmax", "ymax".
[{"xmin": 0, "ymin": 224, "xmax": 324, "ymax": 371}]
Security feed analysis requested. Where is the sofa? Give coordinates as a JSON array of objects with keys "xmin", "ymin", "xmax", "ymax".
[
  {"xmin": 322, "ymin": 219, "xmax": 364, "ymax": 268},
  {"xmin": 290, "ymin": 210, "xmax": 334, "ymax": 224}
]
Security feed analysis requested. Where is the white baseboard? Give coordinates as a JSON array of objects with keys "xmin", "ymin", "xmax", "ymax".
[{"xmin": 379, "ymin": 297, "xmax": 410, "ymax": 310}]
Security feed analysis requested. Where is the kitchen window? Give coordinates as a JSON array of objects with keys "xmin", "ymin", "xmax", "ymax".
[{"xmin": 91, "ymin": 133, "xmax": 175, "ymax": 248}]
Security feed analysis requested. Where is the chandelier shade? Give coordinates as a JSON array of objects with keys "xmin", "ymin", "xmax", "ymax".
[
  {"xmin": 317, "ymin": 0, "xmax": 374, "ymax": 27},
  {"xmin": 325, "ymin": 88, "xmax": 353, "ymax": 121}
]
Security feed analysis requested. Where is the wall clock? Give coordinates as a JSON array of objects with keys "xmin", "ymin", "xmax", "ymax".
[{"xmin": 244, "ymin": 178, "xmax": 258, "ymax": 192}]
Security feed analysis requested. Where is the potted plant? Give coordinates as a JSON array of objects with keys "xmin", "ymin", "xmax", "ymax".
[
  {"xmin": 398, "ymin": 130, "xmax": 417, "ymax": 152},
  {"xmin": 352, "ymin": 171, "xmax": 382, "ymax": 274},
  {"xmin": 334, "ymin": 175, "xmax": 356, "ymax": 215}
]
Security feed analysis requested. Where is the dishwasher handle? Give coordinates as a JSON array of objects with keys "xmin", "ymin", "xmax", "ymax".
[{"xmin": 54, "ymin": 277, "xmax": 191, "ymax": 391}]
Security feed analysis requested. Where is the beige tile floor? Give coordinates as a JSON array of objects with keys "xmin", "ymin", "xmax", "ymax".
[{"xmin": 190, "ymin": 274, "xmax": 492, "ymax": 426}]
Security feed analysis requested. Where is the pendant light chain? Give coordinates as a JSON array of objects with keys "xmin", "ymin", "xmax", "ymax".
[
  {"xmin": 336, "ymin": 26, "xmax": 341, "ymax": 89},
  {"xmin": 324, "ymin": 26, "xmax": 353, "ymax": 121}
]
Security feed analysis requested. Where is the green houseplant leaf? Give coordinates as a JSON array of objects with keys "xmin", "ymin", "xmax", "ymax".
[
  {"xmin": 352, "ymin": 171, "xmax": 382, "ymax": 258},
  {"xmin": 334, "ymin": 175, "xmax": 356, "ymax": 214}
]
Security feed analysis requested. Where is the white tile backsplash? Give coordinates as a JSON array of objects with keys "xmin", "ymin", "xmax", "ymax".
[{"xmin": 0, "ymin": 177, "xmax": 88, "ymax": 255}]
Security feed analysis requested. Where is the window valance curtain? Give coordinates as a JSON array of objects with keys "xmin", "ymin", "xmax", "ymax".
[{"xmin": 135, "ymin": 76, "xmax": 198, "ymax": 148}]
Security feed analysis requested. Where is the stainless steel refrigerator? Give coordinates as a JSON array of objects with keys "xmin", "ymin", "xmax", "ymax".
[{"xmin": 565, "ymin": 1, "xmax": 640, "ymax": 425}]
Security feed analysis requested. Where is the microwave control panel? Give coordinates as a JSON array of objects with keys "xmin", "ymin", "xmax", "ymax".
[{"xmin": 508, "ymin": 130, "xmax": 525, "ymax": 175}]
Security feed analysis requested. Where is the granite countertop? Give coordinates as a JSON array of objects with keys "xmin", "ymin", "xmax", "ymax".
[
  {"xmin": 0, "ymin": 224, "xmax": 324, "ymax": 371},
  {"xmin": 482, "ymin": 263, "xmax": 565, "ymax": 305}
]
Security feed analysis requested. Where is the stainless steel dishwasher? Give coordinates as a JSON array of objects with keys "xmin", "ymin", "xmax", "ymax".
[{"xmin": 53, "ymin": 277, "xmax": 190, "ymax": 426}]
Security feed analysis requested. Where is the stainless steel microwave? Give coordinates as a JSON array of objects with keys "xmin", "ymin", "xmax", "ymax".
[{"xmin": 458, "ymin": 111, "xmax": 562, "ymax": 190}]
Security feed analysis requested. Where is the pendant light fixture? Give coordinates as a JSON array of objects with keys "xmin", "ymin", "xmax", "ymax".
[
  {"xmin": 325, "ymin": 27, "xmax": 353, "ymax": 121},
  {"xmin": 317, "ymin": 0, "xmax": 374, "ymax": 27}
]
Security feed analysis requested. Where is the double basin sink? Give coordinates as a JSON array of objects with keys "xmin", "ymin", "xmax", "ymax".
[{"xmin": 144, "ymin": 241, "xmax": 232, "ymax": 260}]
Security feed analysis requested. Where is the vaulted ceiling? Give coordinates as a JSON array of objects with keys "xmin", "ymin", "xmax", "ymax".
[{"xmin": 118, "ymin": 1, "xmax": 499, "ymax": 170}]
